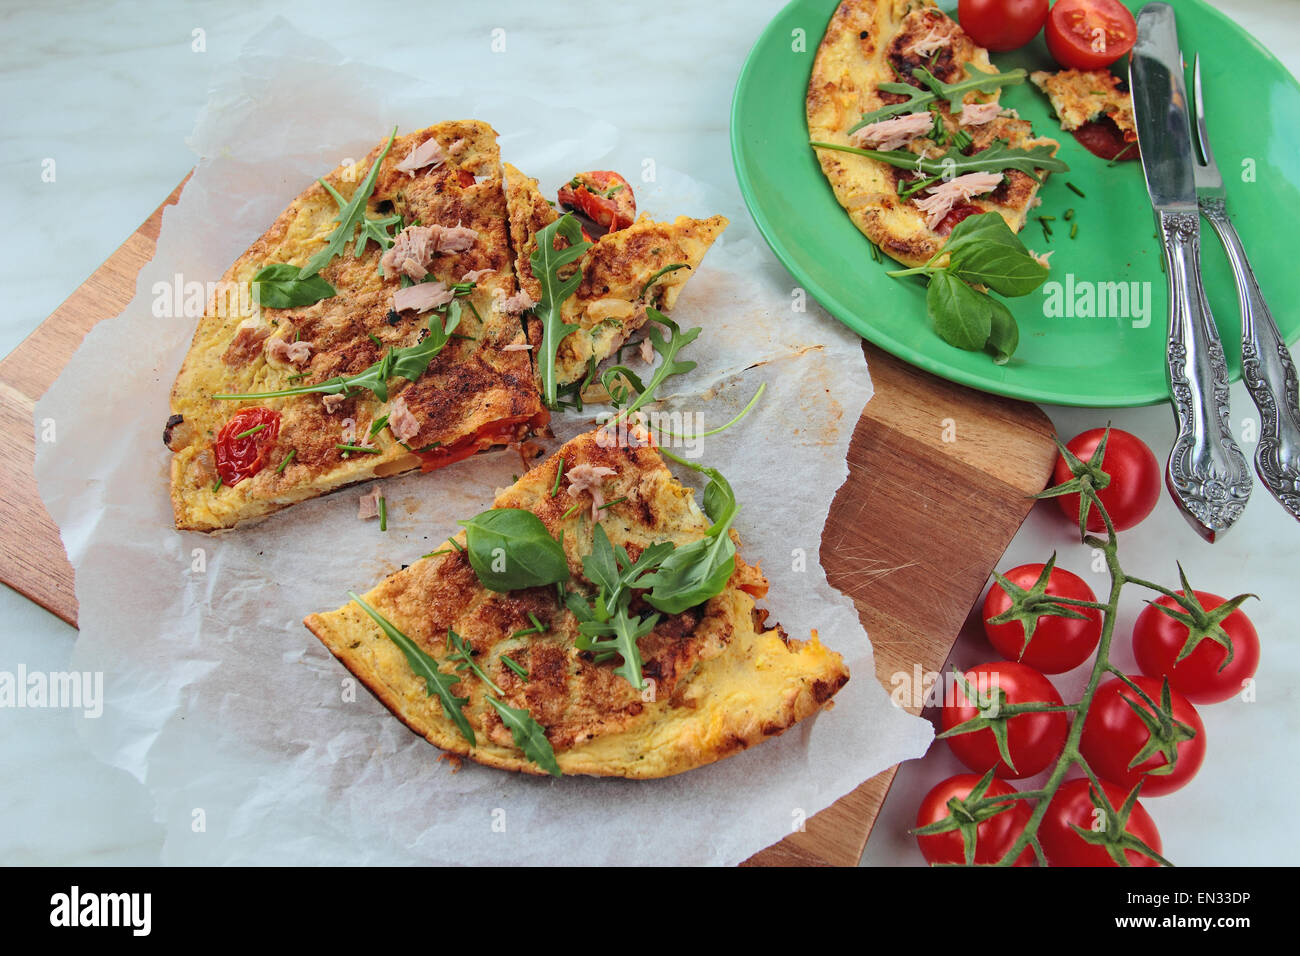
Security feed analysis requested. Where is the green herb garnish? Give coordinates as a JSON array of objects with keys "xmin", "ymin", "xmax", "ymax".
[
  {"xmin": 810, "ymin": 138, "xmax": 1068, "ymax": 183},
  {"xmin": 378, "ymin": 495, "xmax": 387, "ymax": 531},
  {"xmin": 848, "ymin": 64, "xmax": 1027, "ymax": 132},
  {"xmin": 484, "ymin": 696, "xmax": 560, "ymax": 777},
  {"xmin": 348, "ymin": 591, "xmax": 474, "ymax": 745},
  {"xmin": 233, "ymin": 422, "xmax": 269, "ymax": 440},
  {"xmin": 299, "ymin": 128, "xmax": 398, "ymax": 279},
  {"xmin": 530, "ymin": 214, "xmax": 593, "ymax": 408},
  {"xmin": 252, "ymin": 264, "xmax": 337, "ymax": 310},
  {"xmin": 638, "ymin": 262, "xmax": 690, "ymax": 301},
  {"xmin": 275, "ymin": 449, "xmax": 296, "ymax": 473},
  {"xmin": 336, "ymin": 443, "xmax": 380, "ymax": 454},
  {"xmin": 501, "ymin": 654, "xmax": 529, "ymax": 680},
  {"xmin": 446, "ymin": 628, "xmax": 503, "ymax": 695},
  {"xmin": 599, "ymin": 310, "xmax": 700, "ymax": 425},
  {"xmin": 458, "ymin": 508, "xmax": 571, "ymax": 592}
]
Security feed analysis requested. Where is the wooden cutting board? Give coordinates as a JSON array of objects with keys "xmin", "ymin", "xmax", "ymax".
[{"xmin": 0, "ymin": 181, "xmax": 1057, "ymax": 866}]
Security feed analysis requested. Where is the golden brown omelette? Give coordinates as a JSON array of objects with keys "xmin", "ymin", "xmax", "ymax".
[
  {"xmin": 167, "ymin": 123, "xmax": 725, "ymax": 532},
  {"xmin": 807, "ymin": 0, "xmax": 1060, "ymax": 267},
  {"xmin": 305, "ymin": 428, "xmax": 849, "ymax": 778}
]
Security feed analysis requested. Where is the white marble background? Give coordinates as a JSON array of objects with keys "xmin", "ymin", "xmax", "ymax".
[{"xmin": 1, "ymin": 0, "xmax": 1296, "ymax": 865}]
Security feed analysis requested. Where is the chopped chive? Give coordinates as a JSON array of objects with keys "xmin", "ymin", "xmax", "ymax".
[
  {"xmin": 369, "ymin": 415, "xmax": 389, "ymax": 438},
  {"xmin": 501, "ymin": 654, "xmax": 529, "ymax": 680},
  {"xmin": 233, "ymin": 422, "xmax": 269, "ymax": 439},
  {"xmin": 528, "ymin": 613, "xmax": 546, "ymax": 634},
  {"xmin": 378, "ymin": 495, "xmax": 387, "ymax": 532},
  {"xmin": 1070, "ymin": 222, "xmax": 1079, "ymax": 240},
  {"xmin": 285, "ymin": 372, "xmax": 309, "ymax": 382},
  {"xmin": 449, "ymin": 332, "xmax": 477, "ymax": 341},
  {"xmin": 1107, "ymin": 143, "xmax": 1137, "ymax": 166},
  {"xmin": 275, "ymin": 449, "xmax": 296, "ymax": 473},
  {"xmin": 212, "ymin": 477, "xmax": 223, "ymax": 492},
  {"xmin": 294, "ymin": 330, "xmax": 300, "ymax": 342},
  {"xmin": 1063, "ymin": 208, "xmax": 1075, "ymax": 221},
  {"xmin": 1038, "ymin": 215, "xmax": 1057, "ymax": 222},
  {"xmin": 368, "ymin": 332, "xmax": 382, "ymax": 347},
  {"xmin": 551, "ymin": 456, "xmax": 565, "ymax": 497},
  {"xmin": 1065, "ymin": 181, "xmax": 1086, "ymax": 198},
  {"xmin": 335, "ymin": 443, "xmax": 380, "ymax": 454},
  {"xmin": 597, "ymin": 496, "xmax": 627, "ymax": 511},
  {"xmin": 448, "ymin": 537, "xmax": 465, "ymax": 553},
  {"xmin": 510, "ymin": 625, "xmax": 539, "ymax": 639},
  {"xmin": 561, "ymin": 502, "xmax": 583, "ymax": 520},
  {"xmin": 421, "ymin": 548, "xmax": 452, "ymax": 559},
  {"xmin": 869, "ymin": 241, "xmax": 882, "ymax": 264}
]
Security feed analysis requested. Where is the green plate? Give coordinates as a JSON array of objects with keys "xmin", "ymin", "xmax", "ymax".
[{"xmin": 731, "ymin": 0, "xmax": 1300, "ymax": 406}]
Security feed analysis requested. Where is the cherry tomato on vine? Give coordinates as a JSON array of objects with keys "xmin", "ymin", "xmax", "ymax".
[
  {"xmin": 958, "ymin": 0, "xmax": 1049, "ymax": 52},
  {"xmin": 1040, "ymin": 778, "xmax": 1163, "ymax": 867},
  {"xmin": 1133, "ymin": 591, "xmax": 1260, "ymax": 705},
  {"xmin": 214, "ymin": 407, "xmax": 281, "ymax": 486},
  {"xmin": 983, "ymin": 562, "xmax": 1102, "ymax": 673},
  {"xmin": 1045, "ymin": 0, "xmax": 1137, "ymax": 71},
  {"xmin": 1080, "ymin": 676, "xmax": 1206, "ymax": 797},
  {"xmin": 915, "ymin": 773, "xmax": 1035, "ymax": 866},
  {"xmin": 1052, "ymin": 427, "xmax": 1161, "ymax": 532},
  {"xmin": 557, "ymin": 171, "xmax": 636, "ymax": 233},
  {"xmin": 941, "ymin": 661, "xmax": 1069, "ymax": 778}
]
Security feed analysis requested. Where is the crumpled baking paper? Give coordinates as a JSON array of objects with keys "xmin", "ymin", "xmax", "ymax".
[{"xmin": 33, "ymin": 20, "xmax": 932, "ymax": 865}]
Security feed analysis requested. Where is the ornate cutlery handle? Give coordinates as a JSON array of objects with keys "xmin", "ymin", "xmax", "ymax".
[
  {"xmin": 1201, "ymin": 198, "xmax": 1300, "ymax": 520},
  {"xmin": 1158, "ymin": 209, "xmax": 1252, "ymax": 540}
]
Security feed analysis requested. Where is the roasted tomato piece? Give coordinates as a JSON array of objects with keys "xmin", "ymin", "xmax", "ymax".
[
  {"xmin": 557, "ymin": 171, "xmax": 636, "ymax": 232},
  {"xmin": 414, "ymin": 412, "xmax": 550, "ymax": 473},
  {"xmin": 214, "ymin": 407, "xmax": 281, "ymax": 486}
]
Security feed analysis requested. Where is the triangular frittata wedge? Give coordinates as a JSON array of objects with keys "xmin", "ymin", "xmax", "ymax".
[
  {"xmin": 304, "ymin": 429, "xmax": 848, "ymax": 778},
  {"xmin": 167, "ymin": 122, "xmax": 547, "ymax": 531},
  {"xmin": 807, "ymin": 0, "xmax": 1059, "ymax": 267},
  {"xmin": 503, "ymin": 163, "xmax": 728, "ymax": 389}
]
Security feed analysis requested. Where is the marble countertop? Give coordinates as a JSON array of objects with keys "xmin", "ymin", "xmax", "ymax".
[{"xmin": 2, "ymin": 0, "xmax": 1296, "ymax": 865}]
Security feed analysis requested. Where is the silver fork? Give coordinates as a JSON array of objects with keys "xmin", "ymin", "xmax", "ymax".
[{"xmin": 1193, "ymin": 53, "xmax": 1300, "ymax": 521}]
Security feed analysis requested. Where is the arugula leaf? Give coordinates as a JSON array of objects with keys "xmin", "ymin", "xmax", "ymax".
[
  {"xmin": 252, "ymin": 264, "xmax": 337, "ymax": 309},
  {"xmin": 348, "ymin": 591, "xmax": 475, "ymax": 746},
  {"xmin": 484, "ymin": 695, "xmax": 561, "ymax": 777},
  {"xmin": 927, "ymin": 272, "xmax": 995, "ymax": 351},
  {"xmin": 809, "ymin": 139, "xmax": 1068, "ymax": 182},
  {"xmin": 459, "ymin": 508, "xmax": 571, "ymax": 592},
  {"xmin": 599, "ymin": 310, "xmax": 700, "ymax": 425},
  {"xmin": 213, "ymin": 302, "xmax": 460, "ymax": 402},
  {"xmin": 446, "ymin": 628, "xmax": 503, "ymax": 695},
  {"xmin": 641, "ymin": 453, "xmax": 739, "ymax": 615},
  {"xmin": 848, "ymin": 65, "xmax": 1027, "ymax": 132},
  {"xmin": 531, "ymin": 214, "xmax": 593, "ymax": 408},
  {"xmin": 638, "ymin": 262, "xmax": 691, "ymax": 301},
  {"xmin": 299, "ymin": 128, "xmax": 398, "ymax": 279}
]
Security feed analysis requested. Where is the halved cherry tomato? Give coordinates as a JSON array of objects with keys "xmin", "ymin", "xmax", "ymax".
[
  {"xmin": 983, "ymin": 563, "xmax": 1102, "ymax": 673},
  {"xmin": 1040, "ymin": 778, "xmax": 1163, "ymax": 867},
  {"xmin": 941, "ymin": 661, "xmax": 1069, "ymax": 778},
  {"xmin": 958, "ymin": 0, "xmax": 1049, "ymax": 53},
  {"xmin": 1080, "ymin": 676, "xmax": 1206, "ymax": 797},
  {"xmin": 214, "ymin": 407, "xmax": 281, "ymax": 486},
  {"xmin": 1072, "ymin": 118, "xmax": 1138, "ymax": 161},
  {"xmin": 558, "ymin": 171, "xmax": 636, "ymax": 233},
  {"xmin": 915, "ymin": 774, "xmax": 1035, "ymax": 866},
  {"xmin": 1133, "ymin": 591, "xmax": 1260, "ymax": 705},
  {"xmin": 413, "ymin": 411, "xmax": 550, "ymax": 473},
  {"xmin": 1045, "ymin": 0, "xmax": 1137, "ymax": 71},
  {"xmin": 1051, "ymin": 427, "xmax": 1161, "ymax": 533}
]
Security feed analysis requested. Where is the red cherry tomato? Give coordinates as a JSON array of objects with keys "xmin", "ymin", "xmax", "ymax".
[
  {"xmin": 557, "ymin": 171, "xmax": 636, "ymax": 232},
  {"xmin": 1080, "ymin": 676, "xmax": 1206, "ymax": 797},
  {"xmin": 915, "ymin": 774, "xmax": 1035, "ymax": 866},
  {"xmin": 1045, "ymin": 0, "xmax": 1137, "ymax": 70},
  {"xmin": 1052, "ymin": 427, "xmax": 1161, "ymax": 532},
  {"xmin": 1133, "ymin": 591, "xmax": 1260, "ymax": 705},
  {"xmin": 958, "ymin": 0, "xmax": 1049, "ymax": 52},
  {"xmin": 1040, "ymin": 778, "xmax": 1163, "ymax": 867},
  {"xmin": 941, "ymin": 661, "xmax": 1069, "ymax": 778},
  {"xmin": 983, "ymin": 563, "xmax": 1103, "ymax": 673},
  {"xmin": 214, "ymin": 408, "xmax": 281, "ymax": 486}
]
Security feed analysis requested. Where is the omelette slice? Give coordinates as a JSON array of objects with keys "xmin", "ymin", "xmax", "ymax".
[
  {"xmin": 305, "ymin": 428, "xmax": 848, "ymax": 779},
  {"xmin": 807, "ymin": 0, "xmax": 1060, "ymax": 267},
  {"xmin": 1030, "ymin": 68, "xmax": 1137, "ymax": 151},
  {"xmin": 503, "ymin": 163, "xmax": 728, "ymax": 391},
  {"xmin": 168, "ymin": 121, "xmax": 546, "ymax": 531}
]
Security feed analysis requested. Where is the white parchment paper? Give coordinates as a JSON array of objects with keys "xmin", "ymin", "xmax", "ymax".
[{"xmin": 33, "ymin": 21, "xmax": 932, "ymax": 865}]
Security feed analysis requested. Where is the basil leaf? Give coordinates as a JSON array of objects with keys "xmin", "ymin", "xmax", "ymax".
[
  {"xmin": 985, "ymin": 296, "xmax": 1020, "ymax": 365},
  {"xmin": 485, "ymin": 695, "xmax": 561, "ymax": 777},
  {"xmin": 459, "ymin": 508, "xmax": 570, "ymax": 592},
  {"xmin": 948, "ymin": 241, "xmax": 1049, "ymax": 298},
  {"xmin": 253, "ymin": 263, "xmax": 337, "ymax": 309},
  {"xmin": 532, "ymin": 214, "xmax": 593, "ymax": 408},
  {"xmin": 939, "ymin": 212, "xmax": 1025, "ymax": 259},
  {"xmin": 347, "ymin": 591, "xmax": 475, "ymax": 746},
  {"xmin": 927, "ymin": 272, "xmax": 994, "ymax": 352}
]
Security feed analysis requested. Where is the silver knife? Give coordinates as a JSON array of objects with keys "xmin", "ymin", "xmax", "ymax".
[
  {"xmin": 1192, "ymin": 54, "xmax": 1300, "ymax": 522},
  {"xmin": 1130, "ymin": 2, "xmax": 1251, "ymax": 541}
]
